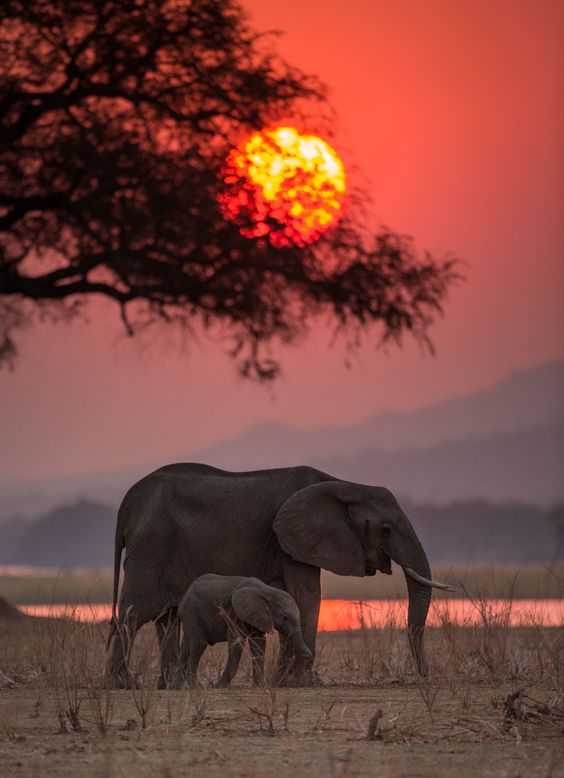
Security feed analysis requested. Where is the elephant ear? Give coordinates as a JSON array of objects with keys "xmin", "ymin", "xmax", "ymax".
[
  {"xmin": 273, "ymin": 481, "xmax": 365, "ymax": 576},
  {"xmin": 231, "ymin": 588, "xmax": 274, "ymax": 633}
]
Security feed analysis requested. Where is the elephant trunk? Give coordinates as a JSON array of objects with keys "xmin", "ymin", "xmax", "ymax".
[
  {"xmin": 396, "ymin": 523, "xmax": 433, "ymax": 675},
  {"xmin": 291, "ymin": 631, "xmax": 313, "ymax": 662},
  {"xmin": 405, "ymin": 567, "xmax": 432, "ymax": 675}
]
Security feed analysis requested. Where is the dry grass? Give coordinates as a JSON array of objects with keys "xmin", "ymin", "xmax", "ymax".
[
  {"xmin": 2, "ymin": 563, "xmax": 563, "ymax": 604},
  {"xmin": 0, "ymin": 569, "xmax": 113, "ymax": 605},
  {"xmin": 322, "ymin": 563, "xmax": 564, "ymax": 601},
  {"xmin": 1, "ymin": 589, "xmax": 563, "ymax": 777}
]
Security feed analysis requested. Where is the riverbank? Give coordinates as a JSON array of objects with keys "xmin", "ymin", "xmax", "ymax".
[
  {"xmin": 1, "ymin": 564, "xmax": 563, "ymax": 605},
  {"xmin": 1, "ymin": 607, "xmax": 563, "ymax": 776}
]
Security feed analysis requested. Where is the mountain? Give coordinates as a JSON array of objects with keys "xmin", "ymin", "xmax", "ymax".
[
  {"xmin": 191, "ymin": 359, "xmax": 564, "ymax": 468},
  {"xmin": 315, "ymin": 421, "xmax": 564, "ymax": 506},
  {"xmin": 0, "ymin": 498, "xmax": 560, "ymax": 568},
  {"xmin": 406, "ymin": 500, "xmax": 560, "ymax": 564},
  {"xmin": 0, "ymin": 499, "xmax": 115, "ymax": 568},
  {"xmin": 1, "ymin": 359, "xmax": 563, "ymax": 519}
]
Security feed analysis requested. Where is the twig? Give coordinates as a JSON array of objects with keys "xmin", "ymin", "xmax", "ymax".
[{"xmin": 367, "ymin": 709, "xmax": 383, "ymax": 740}]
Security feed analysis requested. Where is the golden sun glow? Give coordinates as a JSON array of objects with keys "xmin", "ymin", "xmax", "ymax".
[{"xmin": 219, "ymin": 127, "xmax": 346, "ymax": 247}]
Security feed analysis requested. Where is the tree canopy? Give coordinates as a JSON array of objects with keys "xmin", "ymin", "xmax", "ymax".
[{"xmin": 0, "ymin": 0, "xmax": 459, "ymax": 379}]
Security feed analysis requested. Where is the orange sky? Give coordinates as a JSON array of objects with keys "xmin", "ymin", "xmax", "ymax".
[{"xmin": 1, "ymin": 0, "xmax": 563, "ymax": 483}]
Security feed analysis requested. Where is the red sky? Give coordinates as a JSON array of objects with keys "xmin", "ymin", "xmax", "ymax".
[{"xmin": 1, "ymin": 0, "xmax": 563, "ymax": 483}]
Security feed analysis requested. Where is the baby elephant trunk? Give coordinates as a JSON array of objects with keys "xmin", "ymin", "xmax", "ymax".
[
  {"xmin": 289, "ymin": 630, "xmax": 313, "ymax": 662},
  {"xmin": 277, "ymin": 617, "xmax": 312, "ymax": 661}
]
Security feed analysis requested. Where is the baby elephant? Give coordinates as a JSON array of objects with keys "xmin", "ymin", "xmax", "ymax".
[{"xmin": 177, "ymin": 574, "xmax": 312, "ymax": 687}]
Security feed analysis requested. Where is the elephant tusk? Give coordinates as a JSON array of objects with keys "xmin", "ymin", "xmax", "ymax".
[{"xmin": 404, "ymin": 567, "xmax": 458, "ymax": 592}]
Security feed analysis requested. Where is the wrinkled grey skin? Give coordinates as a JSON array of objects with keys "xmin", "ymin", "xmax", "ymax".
[
  {"xmin": 176, "ymin": 574, "xmax": 312, "ymax": 688},
  {"xmin": 108, "ymin": 464, "xmax": 434, "ymax": 688}
]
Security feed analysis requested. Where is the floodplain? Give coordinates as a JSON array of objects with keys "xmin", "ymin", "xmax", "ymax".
[{"xmin": 0, "ymin": 565, "xmax": 562, "ymax": 776}]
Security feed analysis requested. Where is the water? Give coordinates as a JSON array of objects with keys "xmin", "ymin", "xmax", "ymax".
[{"xmin": 19, "ymin": 599, "xmax": 564, "ymax": 629}]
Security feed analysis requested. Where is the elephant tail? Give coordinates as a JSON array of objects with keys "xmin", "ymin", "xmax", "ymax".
[{"xmin": 106, "ymin": 508, "xmax": 125, "ymax": 650}]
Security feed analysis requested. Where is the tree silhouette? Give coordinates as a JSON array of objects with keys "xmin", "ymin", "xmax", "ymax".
[{"xmin": 0, "ymin": 0, "xmax": 459, "ymax": 379}]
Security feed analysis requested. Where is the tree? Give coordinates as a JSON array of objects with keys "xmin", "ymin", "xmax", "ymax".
[{"xmin": 0, "ymin": 0, "xmax": 459, "ymax": 379}]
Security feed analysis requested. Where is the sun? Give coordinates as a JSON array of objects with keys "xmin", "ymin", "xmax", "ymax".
[{"xmin": 219, "ymin": 127, "xmax": 346, "ymax": 247}]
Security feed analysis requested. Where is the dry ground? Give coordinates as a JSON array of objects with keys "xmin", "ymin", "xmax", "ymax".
[
  {"xmin": 1, "ymin": 606, "xmax": 563, "ymax": 777},
  {"xmin": 1, "ymin": 684, "xmax": 563, "ymax": 777}
]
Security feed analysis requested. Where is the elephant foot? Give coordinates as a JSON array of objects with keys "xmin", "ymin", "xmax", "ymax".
[
  {"xmin": 110, "ymin": 672, "xmax": 139, "ymax": 690},
  {"xmin": 157, "ymin": 673, "xmax": 185, "ymax": 690},
  {"xmin": 308, "ymin": 669, "xmax": 325, "ymax": 687},
  {"xmin": 277, "ymin": 667, "xmax": 323, "ymax": 688},
  {"xmin": 181, "ymin": 673, "xmax": 201, "ymax": 689},
  {"xmin": 213, "ymin": 679, "xmax": 231, "ymax": 689}
]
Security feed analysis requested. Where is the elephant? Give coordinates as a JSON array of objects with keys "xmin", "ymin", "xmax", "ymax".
[
  {"xmin": 107, "ymin": 463, "xmax": 452, "ymax": 688},
  {"xmin": 176, "ymin": 574, "xmax": 312, "ymax": 687}
]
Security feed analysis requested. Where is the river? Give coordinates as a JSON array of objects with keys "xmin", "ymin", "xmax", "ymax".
[{"xmin": 19, "ymin": 599, "xmax": 564, "ymax": 629}]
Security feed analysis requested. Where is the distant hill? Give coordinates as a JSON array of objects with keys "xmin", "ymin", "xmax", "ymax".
[
  {"xmin": 0, "ymin": 497, "xmax": 561, "ymax": 568},
  {"xmin": 316, "ymin": 421, "xmax": 564, "ymax": 506},
  {"xmin": 406, "ymin": 500, "xmax": 561, "ymax": 564},
  {"xmin": 1, "ymin": 359, "xmax": 563, "ymax": 519},
  {"xmin": 0, "ymin": 500, "xmax": 115, "ymax": 568},
  {"xmin": 192, "ymin": 359, "xmax": 564, "ymax": 466}
]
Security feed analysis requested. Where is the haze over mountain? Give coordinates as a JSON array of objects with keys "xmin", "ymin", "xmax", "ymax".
[
  {"xmin": 193, "ymin": 359, "xmax": 564, "ymax": 467},
  {"xmin": 0, "ymin": 497, "xmax": 560, "ymax": 568},
  {"xmin": 1, "ymin": 359, "xmax": 563, "ymax": 520},
  {"xmin": 317, "ymin": 422, "xmax": 564, "ymax": 506}
]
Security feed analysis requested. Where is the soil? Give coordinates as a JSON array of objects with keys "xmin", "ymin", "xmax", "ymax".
[
  {"xmin": 0, "ymin": 596, "xmax": 23, "ymax": 621},
  {"xmin": 0, "ymin": 613, "xmax": 563, "ymax": 776},
  {"xmin": 1, "ymin": 681, "xmax": 563, "ymax": 776}
]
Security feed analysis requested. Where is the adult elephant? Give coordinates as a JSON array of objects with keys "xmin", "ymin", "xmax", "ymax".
[{"xmin": 107, "ymin": 463, "xmax": 450, "ymax": 687}]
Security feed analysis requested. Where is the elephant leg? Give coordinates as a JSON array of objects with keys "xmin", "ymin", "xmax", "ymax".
[
  {"xmin": 185, "ymin": 639, "xmax": 207, "ymax": 687},
  {"xmin": 215, "ymin": 636, "xmax": 244, "ymax": 688},
  {"xmin": 277, "ymin": 633, "xmax": 295, "ymax": 685},
  {"xmin": 278, "ymin": 563, "xmax": 321, "ymax": 686},
  {"xmin": 248, "ymin": 633, "xmax": 266, "ymax": 686},
  {"xmin": 155, "ymin": 608, "xmax": 181, "ymax": 689},
  {"xmin": 108, "ymin": 571, "xmax": 159, "ymax": 689},
  {"xmin": 300, "ymin": 594, "xmax": 321, "ymax": 667},
  {"xmin": 108, "ymin": 606, "xmax": 142, "ymax": 689},
  {"xmin": 174, "ymin": 634, "xmax": 190, "ymax": 688}
]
